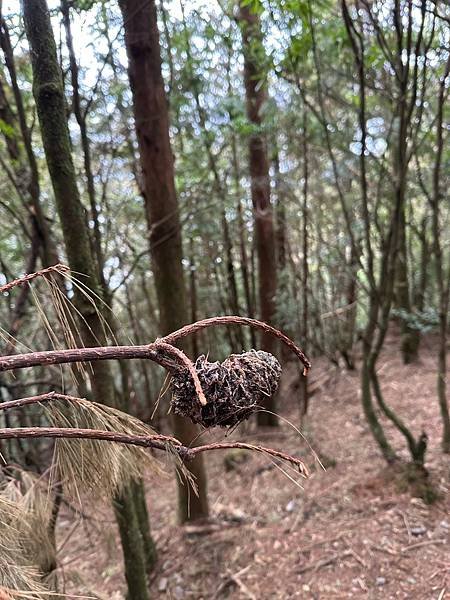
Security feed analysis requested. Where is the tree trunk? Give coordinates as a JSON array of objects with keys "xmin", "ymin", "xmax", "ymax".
[
  {"xmin": 298, "ymin": 109, "xmax": 309, "ymax": 416},
  {"xmin": 114, "ymin": 487, "xmax": 153, "ymax": 600},
  {"xmin": 272, "ymin": 141, "xmax": 292, "ymax": 366},
  {"xmin": 431, "ymin": 55, "xmax": 450, "ymax": 452},
  {"xmin": 0, "ymin": 17, "xmax": 57, "ymax": 269},
  {"xmin": 22, "ymin": 2, "xmax": 151, "ymax": 597},
  {"xmin": 123, "ymin": 273, "xmax": 154, "ymax": 418},
  {"xmin": 239, "ymin": 2, "xmax": 278, "ymax": 427},
  {"xmin": 341, "ymin": 0, "xmax": 423, "ymax": 468},
  {"xmin": 392, "ymin": 5, "xmax": 420, "ymax": 365},
  {"xmin": 62, "ymin": 0, "xmax": 157, "ymax": 564},
  {"xmin": 60, "ymin": 0, "xmax": 107, "ymax": 296},
  {"xmin": 396, "ymin": 209, "xmax": 419, "ymax": 363},
  {"xmin": 188, "ymin": 238, "xmax": 200, "ymax": 358},
  {"xmin": 231, "ymin": 132, "xmax": 256, "ymax": 348},
  {"xmin": 341, "ymin": 244, "xmax": 358, "ymax": 370},
  {"xmin": 119, "ymin": 0, "xmax": 208, "ymax": 521}
]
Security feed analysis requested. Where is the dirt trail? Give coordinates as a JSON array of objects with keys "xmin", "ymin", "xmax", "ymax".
[{"xmin": 57, "ymin": 335, "xmax": 450, "ymax": 599}]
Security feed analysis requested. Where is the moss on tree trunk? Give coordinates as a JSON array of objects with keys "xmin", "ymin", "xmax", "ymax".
[{"xmin": 23, "ymin": 1, "xmax": 151, "ymax": 597}]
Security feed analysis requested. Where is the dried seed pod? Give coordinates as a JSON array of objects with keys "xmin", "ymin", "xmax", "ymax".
[{"xmin": 170, "ymin": 350, "xmax": 281, "ymax": 427}]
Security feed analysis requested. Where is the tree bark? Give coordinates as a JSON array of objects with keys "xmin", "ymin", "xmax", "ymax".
[
  {"xmin": 231, "ymin": 131, "xmax": 256, "ymax": 348},
  {"xmin": 431, "ymin": 55, "xmax": 450, "ymax": 452},
  {"xmin": 60, "ymin": 0, "xmax": 107, "ymax": 296},
  {"xmin": 62, "ymin": 0, "xmax": 157, "ymax": 567},
  {"xmin": 298, "ymin": 109, "xmax": 309, "ymax": 416},
  {"xmin": 119, "ymin": 0, "xmax": 208, "ymax": 521},
  {"xmin": 22, "ymin": 2, "xmax": 151, "ymax": 597},
  {"xmin": 238, "ymin": 2, "xmax": 278, "ymax": 426}
]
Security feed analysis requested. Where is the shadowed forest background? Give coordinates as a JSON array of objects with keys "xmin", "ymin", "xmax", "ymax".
[{"xmin": 0, "ymin": 0, "xmax": 449, "ymax": 598}]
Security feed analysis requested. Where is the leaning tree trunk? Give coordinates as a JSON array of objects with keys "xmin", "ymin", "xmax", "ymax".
[
  {"xmin": 238, "ymin": 2, "xmax": 278, "ymax": 427},
  {"xmin": 22, "ymin": 2, "xmax": 151, "ymax": 598},
  {"xmin": 119, "ymin": 0, "xmax": 209, "ymax": 522}
]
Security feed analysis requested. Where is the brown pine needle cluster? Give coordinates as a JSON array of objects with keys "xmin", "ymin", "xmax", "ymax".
[
  {"xmin": 0, "ymin": 475, "xmax": 54, "ymax": 599},
  {"xmin": 45, "ymin": 397, "xmax": 168, "ymax": 498}
]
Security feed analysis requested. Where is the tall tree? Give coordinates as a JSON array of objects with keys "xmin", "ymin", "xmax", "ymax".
[
  {"xmin": 60, "ymin": 1, "xmax": 156, "ymax": 569},
  {"xmin": 22, "ymin": 2, "xmax": 152, "ymax": 598},
  {"xmin": 429, "ymin": 54, "xmax": 450, "ymax": 452},
  {"xmin": 390, "ymin": 1, "xmax": 425, "ymax": 364},
  {"xmin": 340, "ymin": 0, "xmax": 432, "ymax": 467},
  {"xmin": 178, "ymin": 4, "xmax": 244, "ymax": 351},
  {"xmin": 238, "ymin": 1, "xmax": 278, "ymax": 426},
  {"xmin": 60, "ymin": 0, "xmax": 107, "ymax": 296},
  {"xmin": 118, "ymin": 0, "xmax": 209, "ymax": 522},
  {"xmin": 0, "ymin": 17, "xmax": 57, "ymax": 270}
]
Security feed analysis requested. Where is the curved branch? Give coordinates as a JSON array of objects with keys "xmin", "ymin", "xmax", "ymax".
[
  {"xmin": 161, "ymin": 316, "xmax": 311, "ymax": 372},
  {"xmin": 0, "ymin": 263, "xmax": 70, "ymax": 294},
  {"xmin": 0, "ymin": 343, "xmax": 178, "ymax": 373},
  {"xmin": 186, "ymin": 442, "xmax": 309, "ymax": 476},
  {"xmin": 0, "ymin": 318, "xmax": 310, "ymax": 377},
  {"xmin": 0, "ymin": 426, "xmax": 309, "ymax": 475},
  {"xmin": 155, "ymin": 342, "xmax": 207, "ymax": 406},
  {"xmin": 0, "ymin": 391, "xmax": 70, "ymax": 412}
]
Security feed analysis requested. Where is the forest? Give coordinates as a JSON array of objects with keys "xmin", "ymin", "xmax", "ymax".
[{"xmin": 0, "ymin": 0, "xmax": 449, "ymax": 598}]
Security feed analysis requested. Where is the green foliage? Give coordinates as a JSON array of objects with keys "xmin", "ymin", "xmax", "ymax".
[
  {"xmin": 392, "ymin": 308, "xmax": 440, "ymax": 333},
  {"xmin": 73, "ymin": 0, "xmax": 99, "ymax": 11},
  {"xmin": 0, "ymin": 118, "xmax": 16, "ymax": 139},
  {"xmin": 286, "ymin": 32, "xmax": 312, "ymax": 66},
  {"xmin": 232, "ymin": 115, "xmax": 262, "ymax": 136},
  {"xmin": 240, "ymin": 0, "xmax": 264, "ymax": 15}
]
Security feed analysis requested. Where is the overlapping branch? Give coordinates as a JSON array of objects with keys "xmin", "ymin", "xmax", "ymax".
[
  {"xmin": 0, "ymin": 317, "xmax": 310, "ymax": 374},
  {"xmin": 0, "ymin": 266, "xmax": 311, "ymax": 478},
  {"xmin": 161, "ymin": 316, "xmax": 311, "ymax": 372},
  {"xmin": 0, "ymin": 264, "xmax": 70, "ymax": 294},
  {"xmin": 0, "ymin": 424, "xmax": 309, "ymax": 476}
]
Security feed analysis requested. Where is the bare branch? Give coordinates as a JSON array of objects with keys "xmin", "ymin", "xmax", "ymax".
[
  {"xmin": 0, "ymin": 264, "xmax": 70, "ymax": 294},
  {"xmin": 0, "ymin": 342, "xmax": 179, "ymax": 373},
  {"xmin": 0, "ymin": 317, "xmax": 310, "ymax": 375},
  {"xmin": 0, "ymin": 426, "xmax": 309, "ymax": 475},
  {"xmin": 186, "ymin": 441, "xmax": 309, "ymax": 477},
  {"xmin": 0, "ymin": 426, "xmax": 180, "ymax": 451},
  {"xmin": 155, "ymin": 342, "xmax": 207, "ymax": 406},
  {"xmin": 161, "ymin": 316, "xmax": 311, "ymax": 372},
  {"xmin": 0, "ymin": 391, "xmax": 69, "ymax": 412}
]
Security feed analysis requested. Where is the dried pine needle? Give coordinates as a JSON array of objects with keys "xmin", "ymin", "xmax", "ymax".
[
  {"xmin": 0, "ymin": 475, "xmax": 54, "ymax": 599},
  {"xmin": 44, "ymin": 397, "xmax": 167, "ymax": 498}
]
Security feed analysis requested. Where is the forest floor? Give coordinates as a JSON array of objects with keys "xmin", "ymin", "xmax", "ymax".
[{"xmin": 58, "ymin": 332, "xmax": 450, "ymax": 599}]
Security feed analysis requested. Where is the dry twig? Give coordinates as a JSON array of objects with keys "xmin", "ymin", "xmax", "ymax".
[
  {"xmin": 161, "ymin": 316, "xmax": 311, "ymax": 372},
  {"xmin": 0, "ymin": 425, "xmax": 309, "ymax": 476},
  {"xmin": 298, "ymin": 550, "xmax": 353, "ymax": 575},
  {"xmin": 0, "ymin": 264, "xmax": 70, "ymax": 294}
]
